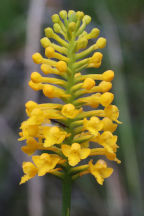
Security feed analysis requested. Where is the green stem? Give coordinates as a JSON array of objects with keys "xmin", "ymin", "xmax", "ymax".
[{"xmin": 62, "ymin": 172, "xmax": 72, "ymax": 216}]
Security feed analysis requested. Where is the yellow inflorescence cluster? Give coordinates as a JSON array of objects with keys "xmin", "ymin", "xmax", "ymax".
[{"xmin": 19, "ymin": 10, "xmax": 121, "ymax": 185}]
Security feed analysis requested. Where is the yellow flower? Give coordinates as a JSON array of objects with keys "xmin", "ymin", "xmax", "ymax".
[
  {"xmin": 82, "ymin": 78, "xmax": 95, "ymax": 90},
  {"xmin": 43, "ymin": 126, "xmax": 67, "ymax": 147},
  {"xmin": 19, "ymin": 10, "xmax": 121, "ymax": 186},
  {"xmin": 32, "ymin": 153, "xmax": 61, "ymax": 176},
  {"xmin": 20, "ymin": 162, "xmax": 38, "ymax": 184},
  {"xmin": 99, "ymin": 131, "xmax": 118, "ymax": 153},
  {"xmin": 19, "ymin": 121, "xmax": 40, "ymax": 141},
  {"xmin": 102, "ymin": 117, "xmax": 117, "ymax": 132},
  {"xmin": 25, "ymin": 100, "xmax": 38, "ymax": 116},
  {"xmin": 61, "ymin": 104, "xmax": 82, "ymax": 119},
  {"xmin": 92, "ymin": 131, "xmax": 120, "ymax": 163},
  {"xmin": 104, "ymin": 105, "xmax": 121, "ymax": 123},
  {"xmin": 83, "ymin": 117, "xmax": 103, "ymax": 136},
  {"xmin": 56, "ymin": 61, "xmax": 67, "ymax": 73},
  {"xmin": 88, "ymin": 52, "xmax": 103, "ymax": 68},
  {"xmin": 21, "ymin": 137, "xmax": 41, "ymax": 155},
  {"xmin": 62, "ymin": 143, "xmax": 90, "ymax": 166},
  {"xmin": 89, "ymin": 160, "xmax": 113, "ymax": 185}
]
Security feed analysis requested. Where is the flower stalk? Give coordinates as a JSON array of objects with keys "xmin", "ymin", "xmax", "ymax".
[{"xmin": 62, "ymin": 171, "xmax": 72, "ymax": 216}]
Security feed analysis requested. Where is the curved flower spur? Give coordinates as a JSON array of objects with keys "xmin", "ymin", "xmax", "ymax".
[{"xmin": 19, "ymin": 10, "xmax": 121, "ymax": 216}]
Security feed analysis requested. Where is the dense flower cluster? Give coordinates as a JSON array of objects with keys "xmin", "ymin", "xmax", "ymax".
[{"xmin": 19, "ymin": 10, "xmax": 121, "ymax": 185}]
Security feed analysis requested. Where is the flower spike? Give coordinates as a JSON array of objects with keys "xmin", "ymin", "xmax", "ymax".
[{"xmin": 19, "ymin": 10, "xmax": 121, "ymax": 190}]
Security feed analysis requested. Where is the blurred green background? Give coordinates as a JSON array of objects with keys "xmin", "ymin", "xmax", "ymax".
[{"xmin": 0, "ymin": 0, "xmax": 144, "ymax": 216}]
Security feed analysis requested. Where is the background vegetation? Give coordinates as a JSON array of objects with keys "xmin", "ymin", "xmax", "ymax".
[{"xmin": 0, "ymin": 0, "xmax": 144, "ymax": 215}]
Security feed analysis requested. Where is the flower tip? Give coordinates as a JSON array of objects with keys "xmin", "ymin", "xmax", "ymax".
[
  {"xmin": 45, "ymin": 47, "xmax": 55, "ymax": 58},
  {"xmin": 43, "ymin": 85, "xmax": 54, "ymax": 98},
  {"xmin": 68, "ymin": 22, "xmax": 76, "ymax": 32},
  {"xmin": 31, "ymin": 72, "xmax": 42, "ymax": 83},
  {"xmin": 40, "ymin": 37, "xmax": 51, "ymax": 48},
  {"xmin": 32, "ymin": 53, "xmax": 43, "ymax": 64},
  {"xmin": 45, "ymin": 27, "xmax": 54, "ymax": 38},
  {"xmin": 76, "ymin": 11, "xmax": 84, "ymax": 19},
  {"xmin": 95, "ymin": 37, "xmax": 107, "ymax": 49},
  {"xmin": 41, "ymin": 64, "xmax": 52, "ymax": 74},
  {"xmin": 102, "ymin": 70, "xmax": 114, "ymax": 82},
  {"xmin": 59, "ymin": 10, "xmax": 67, "ymax": 19},
  {"xmin": 53, "ymin": 23, "xmax": 62, "ymax": 33},
  {"xmin": 68, "ymin": 10, "xmax": 75, "ymax": 18},
  {"xmin": 51, "ymin": 14, "xmax": 60, "ymax": 23},
  {"xmin": 56, "ymin": 61, "xmax": 67, "ymax": 73},
  {"xmin": 90, "ymin": 28, "xmax": 100, "ymax": 38},
  {"xmin": 83, "ymin": 78, "xmax": 95, "ymax": 90},
  {"xmin": 83, "ymin": 15, "xmax": 91, "ymax": 24}
]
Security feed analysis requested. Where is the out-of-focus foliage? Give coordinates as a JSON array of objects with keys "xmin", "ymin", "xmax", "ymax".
[{"xmin": 0, "ymin": 0, "xmax": 144, "ymax": 216}]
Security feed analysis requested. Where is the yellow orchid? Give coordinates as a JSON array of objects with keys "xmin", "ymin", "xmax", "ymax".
[
  {"xmin": 83, "ymin": 116, "xmax": 103, "ymax": 136},
  {"xmin": 21, "ymin": 137, "xmax": 41, "ymax": 155},
  {"xmin": 89, "ymin": 160, "xmax": 113, "ymax": 185},
  {"xmin": 32, "ymin": 153, "xmax": 61, "ymax": 176},
  {"xmin": 20, "ymin": 162, "xmax": 38, "ymax": 185},
  {"xmin": 62, "ymin": 143, "xmax": 90, "ymax": 166},
  {"xmin": 61, "ymin": 104, "xmax": 82, "ymax": 119},
  {"xmin": 43, "ymin": 126, "xmax": 68, "ymax": 147},
  {"xmin": 19, "ymin": 10, "xmax": 121, "ymax": 216}
]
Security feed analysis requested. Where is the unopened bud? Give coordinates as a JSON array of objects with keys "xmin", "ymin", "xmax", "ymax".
[
  {"xmin": 51, "ymin": 14, "xmax": 60, "ymax": 23},
  {"xmin": 59, "ymin": 10, "xmax": 67, "ymax": 19},
  {"xmin": 45, "ymin": 28, "xmax": 54, "ymax": 38},
  {"xmin": 56, "ymin": 61, "xmax": 67, "ymax": 73},
  {"xmin": 31, "ymin": 72, "xmax": 42, "ymax": 83},
  {"xmin": 45, "ymin": 47, "xmax": 55, "ymax": 58},
  {"xmin": 83, "ymin": 15, "xmax": 91, "ymax": 24},
  {"xmin": 40, "ymin": 37, "xmax": 51, "ymax": 48},
  {"xmin": 32, "ymin": 53, "xmax": 43, "ymax": 64},
  {"xmin": 95, "ymin": 37, "xmax": 107, "ymax": 49}
]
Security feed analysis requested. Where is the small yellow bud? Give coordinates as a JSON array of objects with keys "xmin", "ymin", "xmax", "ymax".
[
  {"xmin": 56, "ymin": 61, "xmax": 67, "ymax": 73},
  {"xmin": 100, "ymin": 92, "xmax": 114, "ymax": 107},
  {"xmin": 95, "ymin": 37, "xmax": 107, "ymax": 49},
  {"xmin": 28, "ymin": 81, "xmax": 41, "ymax": 91},
  {"xmin": 32, "ymin": 53, "xmax": 43, "ymax": 64},
  {"xmin": 90, "ymin": 28, "xmax": 100, "ymax": 38},
  {"xmin": 91, "ymin": 52, "xmax": 103, "ymax": 63},
  {"xmin": 59, "ymin": 10, "xmax": 67, "ymax": 19},
  {"xmin": 53, "ymin": 23, "xmax": 62, "ymax": 33},
  {"xmin": 40, "ymin": 37, "xmax": 51, "ymax": 48},
  {"xmin": 31, "ymin": 108, "xmax": 43, "ymax": 116},
  {"xmin": 84, "ymin": 116, "xmax": 103, "ymax": 136},
  {"xmin": 104, "ymin": 105, "xmax": 120, "ymax": 122},
  {"xmin": 51, "ymin": 14, "xmax": 60, "ymax": 23},
  {"xmin": 88, "ymin": 52, "xmax": 103, "ymax": 68},
  {"xmin": 61, "ymin": 104, "xmax": 80, "ymax": 119},
  {"xmin": 45, "ymin": 47, "xmax": 55, "ymax": 58},
  {"xmin": 68, "ymin": 22, "xmax": 76, "ymax": 32},
  {"xmin": 102, "ymin": 70, "xmax": 114, "ymax": 82},
  {"xmin": 76, "ymin": 11, "xmax": 84, "ymax": 19},
  {"xmin": 68, "ymin": 10, "xmax": 75, "ymax": 18},
  {"xmin": 41, "ymin": 64, "xmax": 52, "ymax": 74},
  {"xmin": 43, "ymin": 85, "xmax": 54, "ymax": 98},
  {"xmin": 76, "ymin": 38, "xmax": 88, "ymax": 50},
  {"xmin": 45, "ymin": 27, "xmax": 54, "ymax": 38},
  {"xmin": 102, "ymin": 117, "xmax": 117, "ymax": 132},
  {"xmin": 98, "ymin": 81, "xmax": 112, "ymax": 92},
  {"xmin": 83, "ymin": 78, "xmax": 95, "ymax": 90},
  {"xmin": 25, "ymin": 101, "xmax": 37, "ymax": 115},
  {"xmin": 31, "ymin": 72, "xmax": 42, "ymax": 83},
  {"xmin": 83, "ymin": 15, "xmax": 91, "ymax": 24}
]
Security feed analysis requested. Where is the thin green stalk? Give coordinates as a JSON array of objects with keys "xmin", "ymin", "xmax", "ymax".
[{"xmin": 62, "ymin": 172, "xmax": 72, "ymax": 216}]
